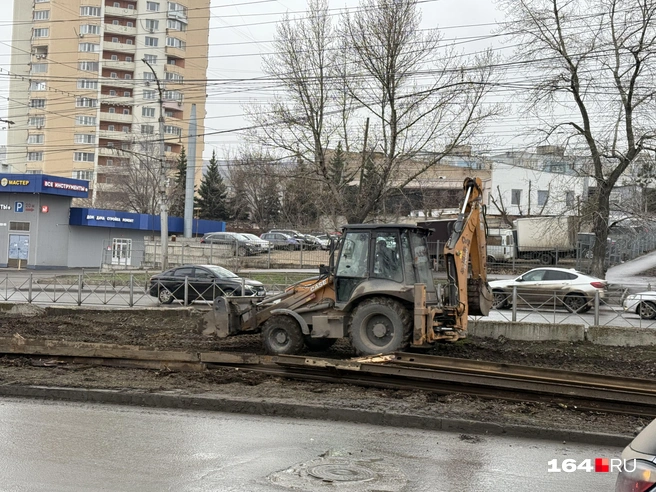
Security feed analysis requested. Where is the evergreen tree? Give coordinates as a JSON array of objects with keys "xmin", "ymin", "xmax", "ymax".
[
  {"xmin": 196, "ymin": 150, "xmax": 229, "ymax": 220},
  {"xmin": 328, "ymin": 141, "xmax": 346, "ymax": 185},
  {"xmin": 168, "ymin": 147, "xmax": 187, "ymax": 218}
]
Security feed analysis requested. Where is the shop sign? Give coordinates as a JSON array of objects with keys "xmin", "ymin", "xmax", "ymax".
[
  {"xmin": 43, "ymin": 180, "xmax": 88, "ymax": 193},
  {"xmin": 0, "ymin": 178, "xmax": 30, "ymax": 187},
  {"xmin": 86, "ymin": 214, "xmax": 135, "ymax": 224}
]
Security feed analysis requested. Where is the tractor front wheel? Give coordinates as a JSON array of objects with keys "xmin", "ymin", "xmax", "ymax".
[
  {"xmin": 262, "ymin": 315, "xmax": 305, "ymax": 355},
  {"xmin": 349, "ymin": 297, "xmax": 411, "ymax": 356}
]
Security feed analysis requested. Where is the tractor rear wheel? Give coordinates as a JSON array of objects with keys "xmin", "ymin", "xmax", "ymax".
[
  {"xmin": 262, "ymin": 315, "xmax": 305, "ymax": 355},
  {"xmin": 349, "ymin": 297, "xmax": 411, "ymax": 356}
]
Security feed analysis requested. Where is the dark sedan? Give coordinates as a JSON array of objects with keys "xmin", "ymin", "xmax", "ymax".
[{"xmin": 148, "ymin": 265, "xmax": 266, "ymax": 304}]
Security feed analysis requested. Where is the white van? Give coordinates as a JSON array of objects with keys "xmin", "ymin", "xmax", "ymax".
[{"xmin": 487, "ymin": 228, "xmax": 515, "ymax": 262}]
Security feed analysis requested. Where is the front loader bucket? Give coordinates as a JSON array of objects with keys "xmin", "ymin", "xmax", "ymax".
[{"xmin": 199, "ymin": 297, "xmax": 232, "ymax": 338}]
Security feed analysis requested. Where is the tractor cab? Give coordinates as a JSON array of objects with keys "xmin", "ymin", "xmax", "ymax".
[{"xmin": 333, "ymin": 224, "xmax": 437, "ymax": 308}]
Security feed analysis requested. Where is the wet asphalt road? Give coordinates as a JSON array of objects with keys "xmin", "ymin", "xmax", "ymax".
[{"xmin": 0, "ymin": 398, "xmax": 622, "ymax": 492}]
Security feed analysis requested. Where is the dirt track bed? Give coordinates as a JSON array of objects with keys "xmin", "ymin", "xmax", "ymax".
[{"xmin": 0, "ymin": 308, "xmax": 653, "ymax": 438}]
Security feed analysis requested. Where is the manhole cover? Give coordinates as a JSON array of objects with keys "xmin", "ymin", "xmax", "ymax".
[
  {"xmin": 267, "ymin": 451, "xmax": 407, "ymax": 491},
  {"xmin": 307, "ymin": 463, "xmax": 376, "ymax": 482}
]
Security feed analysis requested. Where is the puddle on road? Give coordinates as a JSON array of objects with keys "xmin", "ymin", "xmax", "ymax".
[{"xmin": 268, "ymin": 449, "xmax": 407, "ymax": 491}]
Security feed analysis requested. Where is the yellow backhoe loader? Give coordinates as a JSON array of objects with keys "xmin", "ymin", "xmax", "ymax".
[{"xmin": 200, "ymin": 177, "xmax": 491, "ymax": 355}]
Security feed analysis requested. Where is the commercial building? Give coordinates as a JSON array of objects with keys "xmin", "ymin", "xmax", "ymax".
[
  {"xmin": 0, "ymin": 173, "xmax": 224, "ymax": 269},
  {"xmin": 7, "ymin": 0, "xmax": 210, "ymax": 205}
]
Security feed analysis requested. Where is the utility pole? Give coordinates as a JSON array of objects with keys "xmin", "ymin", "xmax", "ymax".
[{"xmin": 142, "ymin": 58, "xmax": 168, "ymax": 270}]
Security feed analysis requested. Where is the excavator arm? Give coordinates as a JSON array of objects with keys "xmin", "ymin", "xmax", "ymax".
[{"xmin": 442, "ymin": 177, "xmax": 492, "ymax": 333}]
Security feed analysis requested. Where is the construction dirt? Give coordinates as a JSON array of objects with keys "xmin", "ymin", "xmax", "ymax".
[{"xmin": 0, "ymin": 307, "xmax": 653, "ymax": 439}]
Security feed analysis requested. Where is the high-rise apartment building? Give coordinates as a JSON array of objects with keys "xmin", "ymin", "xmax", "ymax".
[{"xmin": 7, "ymin": 0, "xmax": 210, "ymax": 206}]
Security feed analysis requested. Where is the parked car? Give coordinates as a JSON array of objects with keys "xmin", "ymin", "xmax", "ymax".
[
  {"xmin": 623, "ymin": 291, "xmax": 656, "ymax": 319},
  {"xmin": 489, "ymin": 267, "xmax": 607, "ymax": 313},
  {"xmin": 149, "ymin": 264, "xmax": 266, "ymax": 304},
  {"xmin": 269, "ymin": 229, "xmax": 314, "ymax": 248},
  {"xmin": 308, "ymin": 234, "xmax": 330, "ymax": 250},
  {"xmin": 302, "ymin": 234, "xmax": 324, "ymax": 250},
  {"xmin": 615, "ymin": 418, "xmax": 656, "ymax": 491},
  {"xmin": 199, "ymin": 232, "xmax": 258, "ymax": 256},
  {"xmin": 260, "ymin": 232, "xmax": 302, "ymax": 250},
  {"xmin": 240, "ymin": 233, "xmax": 272, "ymax": 253}
]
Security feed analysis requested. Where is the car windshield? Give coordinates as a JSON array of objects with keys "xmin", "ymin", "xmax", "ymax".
[
  {"xmin": 242, "ymin": 234, "xmax": 259, "ymax": 240},
  {"xmin": 231, "ymin": 233, "xmax": 249, "ymax": 241},
  {"xmin": 205, "ymin": 265, "xmax": 239, "ymax": 278}
]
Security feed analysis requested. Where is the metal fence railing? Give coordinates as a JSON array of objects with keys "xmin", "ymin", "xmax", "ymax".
[{"xmin": 2, "ymin": 271, "xmax": 655, "ymax": 330}]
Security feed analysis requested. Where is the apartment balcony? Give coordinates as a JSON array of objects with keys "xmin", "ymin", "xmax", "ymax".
[
  {"xmin": 99, "ymin": 112, "xmax": 132, "ymax": 123},
  {"xmin": 164, "ymin": 46, "xmax": 185, "ymax": 60},
  {"xmin": 99, "ymin": 94, "xmax": 133, "ymax": 105},
  {"xmin": 104, "ymin": 6, "xmax": 137, "ymax": 19},
  {"xmin": 167, "ymin": 10, "xmax": 188, "ymax": 24},
  {"xmin": 102, "ymin": 59, "xmax": 135, "ymax": 71},
  {"xmin": 163, "ymin": 100, "xmax": 183, "ymax": 111},
  {"xmin": 100, "ymin": 78, "xmax": 135, "ymax": 89},
  {"xmin": 103, "ymin": 41, "xmax": 136, "ymax": 54},
  {"xmin": 104, "ymin": 24, "xmax": 137, "ymax": 36},
  {"xmin": 98, "ymin": 129, "xmax": 131, "ymax": 140}
]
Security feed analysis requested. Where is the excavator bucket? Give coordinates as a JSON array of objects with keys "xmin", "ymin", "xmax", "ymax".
[{"xmin": 468, "ymin": 278, "xmax": 492, "ymax": 316}]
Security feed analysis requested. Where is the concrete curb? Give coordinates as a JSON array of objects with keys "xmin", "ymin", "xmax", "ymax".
[{"xmin": 0, "ymin": 385, "xmax": 632, "ymax": 447}]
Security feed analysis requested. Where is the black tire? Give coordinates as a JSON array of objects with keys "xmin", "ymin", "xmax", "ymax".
[
  {"xmin": 158, "ymin": 287, "xmax": 175, "ymax": 304},
  {"xmin": 639, "ymin": 301, "xmax": 656, "ymax": 320},
  {"xmin": 487, "ymin": 255, "xmax": 495, "ymax": 264},
  {"xmin": 237, "ymin": 246, "xmax": 247, "ymax": 257},
  {"xmin": 262, "ymin": 315, "xmax": 305, "ymax": 355},
  {"xmin": 287, "ymin": 244, "xmax": 295, "ymax": 251},
  {"xmin": 492, "ymin": 290, "xmax": 509, "ymax": 309},
  {"xmin": 539, "ymin": 253, "xmax": 553, "ymax": 265},
  {"xmin": 563, "ymin": 293, "xmax": 588, "ymax": 313},
  {"xmin": 349, "ymin": 297, "xmax": 411, "ymax": 356},
  {"xmin": 303, "ymin": 336, "xmax": 337, "ymax": 351}
]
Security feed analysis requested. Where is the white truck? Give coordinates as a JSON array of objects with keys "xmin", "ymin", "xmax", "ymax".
[
  {"xmin": 487, "ymin": 228, "xmax": 515, "ymax": 262},
  {"xmin": 513, "ymin": 216, "xmax": 578, "ymax": 264}
]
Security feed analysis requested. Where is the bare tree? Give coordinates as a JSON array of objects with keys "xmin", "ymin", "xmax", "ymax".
[
  {"xmin": 339, "ymin": 0, "xmax": 502, "ymax": 222},
  {"xmin": 498, "ymin": 0, "xmax": 656, "ymax": 276},
  {"xmin": 109, "ymin": 137, "xmax": 174, "ymax": 214}
]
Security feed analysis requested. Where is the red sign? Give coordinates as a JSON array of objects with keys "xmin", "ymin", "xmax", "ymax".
[{"xmin": 41, "ymin": 205, "xmax": 49, "ymax": 213}]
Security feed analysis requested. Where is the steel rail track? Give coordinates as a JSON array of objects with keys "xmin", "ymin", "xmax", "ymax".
[{"xmin": 1, "ymin": 337, "xmax": 654, "ymax": 417}]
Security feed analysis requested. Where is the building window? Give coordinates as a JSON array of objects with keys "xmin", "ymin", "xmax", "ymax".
[
  {"xmin": 122, "ymin": 126, "xmax": 130, "ymax": 132},
  {"xmin": 165, "ymin": 72, "xmax": 183, "ymax": 82},
  {"xmin": 33, "ymin": 10, "xmax": 50, "ymax": 20},
  {"xmin": 30, "ymin": 63, "xmax": 47, "ymax": 73},
  {"xmin": 77, "ymin": 79, "xmax": 98, "ymax": 89},
  {"xmin": 78, "ymin": 43, "xmax": 99, "ymax": 52},
  {"xmin": 108, "ymin": 125, "xmax": 115, "ymax": 131},
  {"xmin": 78, "ymin": 61, "xmax": 99, "ymax": 72},
  {"xmin": 537, "ymin": 190, "xmax": 549, "ymax": 206},
  {"xmin": 29, "ymin": 99, "xmax": 46, "ymax": 108},
  {"xmin": 146, "ymin": 2, "xmax": 160, "ymax": 11},
  {"xmin": 33, "ymin": 28, "xmax": 49, "ymax": 38},
  {"xmin": 145, "ymin": 37, "xmax": 158, "ymax": 47},
  {"xmin": 112, "ymin": 20, "xmax": 119, "ymax": 25},
  {"xmin": 74, "ymin": 152, "xmax": 95, "ymax": 162},
  {"xmin": 164, "ymin": 90, "xmax": 182, "ymax": 101},
  {"xmin": 146, "ymin": 19, "xmax": 159, "ymax": 31},
  {"xmin": 142, "ymin": 107, "xmax": 155, "ymax": 117},
  {"xmin": 106, "ymin": 159, "xmax": 114, "ymax": 166},
  {"xmin": 74, "ymin": 134, "xmax": 95, "ymax": 144},
  {"xmin": 143, "ymin": 90, "xmax": 156, "ymax": 99},
  {"xmin": 75, "ymin": 116, "xmax": 97, "ymax": 126},
  {"xmin": 124, "ymin": 73, "xmax": 132, "ymax": 80},
  {"xmin": 167, "ymin": 19, "xmax": 186, "ymax": 31},
  {"xmin": 164, "ymin": 125, "xmax": 181, "ymax": 136},
  {"xmin": 123, "ymin": 91, "xmax": 130, "ymax": 97},
  {"xmin": 80, "ymin": 24, "xmax": 100, "ymax": 35},
  {"xmin": 110, "ymin": 72, "xmax": 118, "ymax": 78},
  {"xmin": 511, "ymin": 189, "xmax": 522, "ymax": 206},
  {"xmin": 141, "ymin": 124, "xmax": 154, "ymax": 134},
  {"xmin": 143, "ymin": 72, "xmax": 155, "ymax": 81},
  {"xmin": 109, "ymin": 90, "xmax": 117, "ymax": 96},
  {"xmin": 126, "ymin": 39, "xmax": 133, "ymax": 45},
  {"xmin": 168, "ymin": 2, "xmax": 187, "ymax": 15},
  {"xmin": 113, "ymin": 1, "xmax": 120, "ymax": 6},
  {"xmin": 126, "ymin": 21, "xmax": 133, "ymax": 27},
  {"xmin": 80, "ymin": 6, "xmax": 101, "ymax": 16},
  {"xmin": 108, "ymin": 107, "xmax": 116, "ymax": 114},
  {"xmin": 9, "ymin": 222, "xmax": 30, "ymax": 232},
  {"xmin": 166, "ymin": 37, "xmax": 185, "ymax": 50},
  {"xmin": 27, "ymin": 152, "xmax": 43, "ymax": 161},
  {"xmin": 110, "ymin": 55, "xmax": 118, "ymax": 61},
  {"xmin": 143, "ymin": 54, "xmax": 157, "ymax": 64},
  {"xmin": 122, "ymin": 108, "xmax": 130, "ymax": 115},
  {"xmin": 29, "ymin": 81, "xmax": 46, "ymax": 91},
  {"xmin": 111, "ymin": 37, "xmax": 119, "ymax": 43},
  {"xmin": 125, "ymin": 56, "xmax": 132, "ymax": 62},
  {"xmin": 28, "ymin": 117, "xmax": 45, "ymax": 127},
  {"xmin": 27, "ymin": 134, "xmax": 44, "ymax": 144},
  {"xmin": 566, "ymin": 191, "xmax": 575, "ymax": 207},
  {"xmin": 73, "ymin": 171, "xmax": 94, "ymax": 181},
  {"xmin": 76, "ymin": 97, "xmax": 98, "ymax": 108}
]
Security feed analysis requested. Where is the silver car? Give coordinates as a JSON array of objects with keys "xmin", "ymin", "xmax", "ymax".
[
  {"xmin": 489, "ymin": 267, "xmax": 607, "ymax": 313},
  {"xmin": 623, "ymin": 291, "xmax": 656, "ymax": 319}
]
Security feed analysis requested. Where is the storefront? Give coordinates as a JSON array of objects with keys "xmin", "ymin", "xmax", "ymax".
[{"xmin": 0, "ymin": 174, "xmax": 226, "ymax": 269}]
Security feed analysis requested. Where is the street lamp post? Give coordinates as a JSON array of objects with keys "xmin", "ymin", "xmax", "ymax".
[{"xmin": 142, "ymin": 58, "xmax": 168, "ymax": 270}]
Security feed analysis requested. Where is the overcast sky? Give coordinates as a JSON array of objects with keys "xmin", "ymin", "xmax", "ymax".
[{"xmin": 0, "ymin": 0, "xmax": 505, "ymax": 158}]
